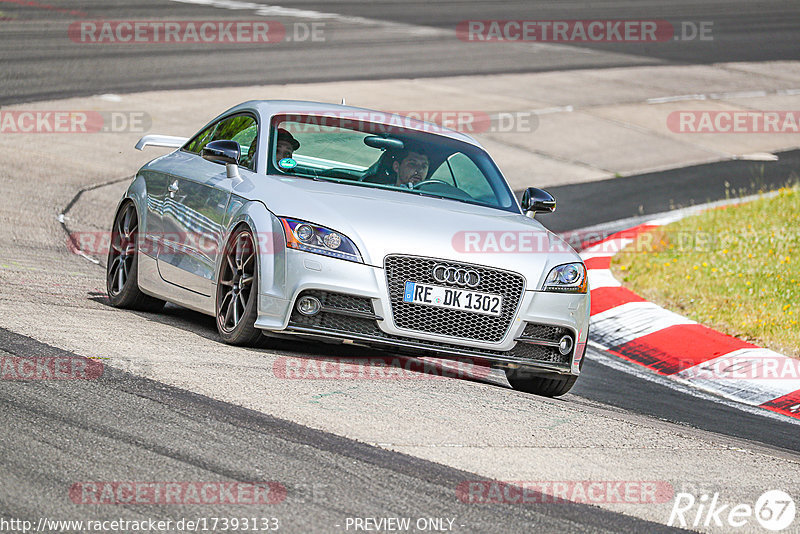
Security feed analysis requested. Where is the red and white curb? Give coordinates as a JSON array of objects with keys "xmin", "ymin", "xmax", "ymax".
[{"xmin": 579, "ymin": 219, "xmax": 800, "ymax": 421}]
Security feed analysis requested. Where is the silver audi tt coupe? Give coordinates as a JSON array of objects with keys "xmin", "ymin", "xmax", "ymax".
[{"xmin": 107, "ymin": 100, "xmax": 589, "ymax": 396}]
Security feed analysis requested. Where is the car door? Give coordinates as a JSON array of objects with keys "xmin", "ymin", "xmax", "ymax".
[
  {"xmin": 139, "ymin": 167, "xmax": 168, "ymax": 257},
  {"xmin": 157, "ymin": 113, "xmax": 259, "ymax": 296}
]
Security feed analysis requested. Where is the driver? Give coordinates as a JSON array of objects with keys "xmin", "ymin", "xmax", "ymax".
[
  {"xmin": 276, "ymin": 128, "xmax": 300, "ymax": 161},
  {"xmin": 391, "ymin": 146, "xmax": 429, "ymax": 187}
]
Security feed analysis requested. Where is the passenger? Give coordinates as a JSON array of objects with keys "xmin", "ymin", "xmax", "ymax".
[{"xmin": 276, "ymin": 128, "xmax": 300, "ymax": 161}]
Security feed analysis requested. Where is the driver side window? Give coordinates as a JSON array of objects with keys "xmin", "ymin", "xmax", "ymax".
[{"xmin": 183, "ymin": 114, "xmax": 259, "ymax": 171}]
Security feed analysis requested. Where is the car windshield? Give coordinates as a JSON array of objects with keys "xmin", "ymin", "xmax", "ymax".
[{"xmin": 268, "ymin": 114, "xmax": 519, "ymax": 213}]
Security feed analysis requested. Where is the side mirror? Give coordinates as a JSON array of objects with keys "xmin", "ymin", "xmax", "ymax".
[
  {"xmin": 521, "ymin": 187, "xmax": 556, "ymax": 214},
  {"xmin": 202, "ymin": 140, "xmax": 240, "ymax": 165}
]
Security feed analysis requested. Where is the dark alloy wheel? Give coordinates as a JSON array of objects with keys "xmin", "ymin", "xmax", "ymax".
[
  {"xmin": 106, "ymin": 202, "xmax": 165, "ymax": 312},
  {"xmin": 216, "ymin": 227, "xmax": 262, "ymax": 346}
]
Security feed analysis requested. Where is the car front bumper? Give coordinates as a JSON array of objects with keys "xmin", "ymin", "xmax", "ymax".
[{"xmin": 255, "ymin": 250, "xmax": 589, "ymax": 376}]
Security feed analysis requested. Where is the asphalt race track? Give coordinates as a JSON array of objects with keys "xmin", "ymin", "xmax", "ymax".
[
  {"xmin": 1, "ymin": 1, "xmax": 799, "ymax": 533},
  {"xmin": 0, "ymin": 327, "xmax": 688, "ymax": 534},
  {"xmin": 1, "ymin": 0, "xmax": 799, "ymax": 104}
]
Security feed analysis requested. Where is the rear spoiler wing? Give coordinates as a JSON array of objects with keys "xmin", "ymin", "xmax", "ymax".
[{"xmin": 135, "ymin": 135, "xmax": 189, "ymax": 151}]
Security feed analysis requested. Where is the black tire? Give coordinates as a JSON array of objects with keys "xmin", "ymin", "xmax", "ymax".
[
  {"xmin": 215, "ymin": 226, "xmax": 262, "ymax": 346},
  {"xmin": 505, "ymin": 368, "xmax": 578, "ymax": 397},
  {"xmin": 106, "ymin": 202, "xmax": 165, "ymax": 312}
]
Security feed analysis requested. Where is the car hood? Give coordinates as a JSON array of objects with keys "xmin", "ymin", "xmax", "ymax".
[{"xmin": 237, "ymin": 175, "xmax": 581, "ymax": 289}]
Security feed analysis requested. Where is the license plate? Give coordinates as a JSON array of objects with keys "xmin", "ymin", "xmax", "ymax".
[{"xmin": 402, "ymin": 282, "xmax": 502, "ymax": 317}]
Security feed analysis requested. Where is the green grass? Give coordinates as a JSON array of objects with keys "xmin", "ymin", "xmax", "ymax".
[{"xmin": 610, "ymin": 186, "xmax": 800, "ymax": 358}]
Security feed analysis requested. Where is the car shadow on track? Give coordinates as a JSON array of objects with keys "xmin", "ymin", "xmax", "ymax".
[{"xmin": 87, "ymin": 293, "xmax": 506, "ymax": 388}]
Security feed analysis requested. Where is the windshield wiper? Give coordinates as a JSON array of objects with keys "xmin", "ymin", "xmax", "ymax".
[{"xmin": 409, "ymin": 189, "xmax": 485, "ymax": 207}]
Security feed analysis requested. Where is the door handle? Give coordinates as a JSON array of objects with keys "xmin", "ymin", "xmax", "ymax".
[{"xmin": 168, "ymin": 180, "xmax": 179, "ymax": 197}]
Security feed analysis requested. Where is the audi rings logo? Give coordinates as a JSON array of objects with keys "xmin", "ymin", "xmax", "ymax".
[{"xmin": 432, "ymin": 264, "xmax": 481, "ymax": 288}]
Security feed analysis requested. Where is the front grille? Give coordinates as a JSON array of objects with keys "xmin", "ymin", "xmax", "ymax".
[
  {"xmin": 291, "ymin": 311, "xmax": 381, "ymax": 335},
  {"xmin": 289, "ymin": 290, "xmax": 379, "ymax": 333},
  {"xmin": 301, "ymin": 290, "xmax": 373, "ymax": 314},
  {"xmin": 512, "ymin": 342, "xmax": 569, "ymax": 363},
  {"xmin": 384, "ymin": 255, "xmax": 525, "ymax": 343},
  {"xmin": 519, "ymin": 323, "xmax": 570, "ymax": 342}
]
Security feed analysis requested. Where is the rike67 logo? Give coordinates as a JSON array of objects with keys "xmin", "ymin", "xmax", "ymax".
[{"xmin": 669, "ymin": 490, "xmax": 795, "ymax": 531}]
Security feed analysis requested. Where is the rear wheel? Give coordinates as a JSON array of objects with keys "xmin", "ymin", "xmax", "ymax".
[
  {"xmin": 505, "ymin": 368, "xmax": 577, "ymax": 397},
  {"xmin": 216, "ymin": 227, "xmax": 262, "ymax": 346},
  {"xmin": 106, "ymin": 202, "xmax": 165, "ymax": 312}
]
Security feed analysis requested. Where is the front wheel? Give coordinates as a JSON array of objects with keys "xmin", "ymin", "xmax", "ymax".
[
  {"xmin": 505, "ymin": 368, "xmax": 577, "ymax": 397},
  {"xmin": 106, "ymin": 202, "xmax": 165, "ymax": 312},
  {"xmin": 216, "ymin": 226, "xmax": 262, "ymax": 346}
]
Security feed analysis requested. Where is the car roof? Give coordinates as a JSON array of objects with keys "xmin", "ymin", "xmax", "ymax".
[{"xmin": 221, "ymin": 100, "xmax": 483, "ymax": 147}]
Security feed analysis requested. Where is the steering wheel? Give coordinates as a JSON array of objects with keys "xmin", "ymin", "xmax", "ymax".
[
  {"xmin": 319, "ymin": 167, "xmax": 361, "ymax": 180},
  {"xmin": 410, "ymin": 179, "xmax": 451, "ymax": 190},
  {"xmin": 410, "ymin": 179, "xmax": 475, "ymax": 201}
]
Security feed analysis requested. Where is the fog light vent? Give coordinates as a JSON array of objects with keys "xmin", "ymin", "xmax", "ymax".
[
  {"xmin": 558, "ymin": 335, "xmax": 574, "ymax": 356},
  {"xmin": 297, "ymin": 296, "xmax": 322, "ymax": 316}
]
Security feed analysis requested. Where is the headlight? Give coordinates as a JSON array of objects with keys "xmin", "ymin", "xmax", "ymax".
[
  {"xmin": 543, "ymin": 262, "xmax": 587, "ymax": 293},
  {"xmin": 279, "ymin": 217, "xmax": 362, "ymax": 263}
]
